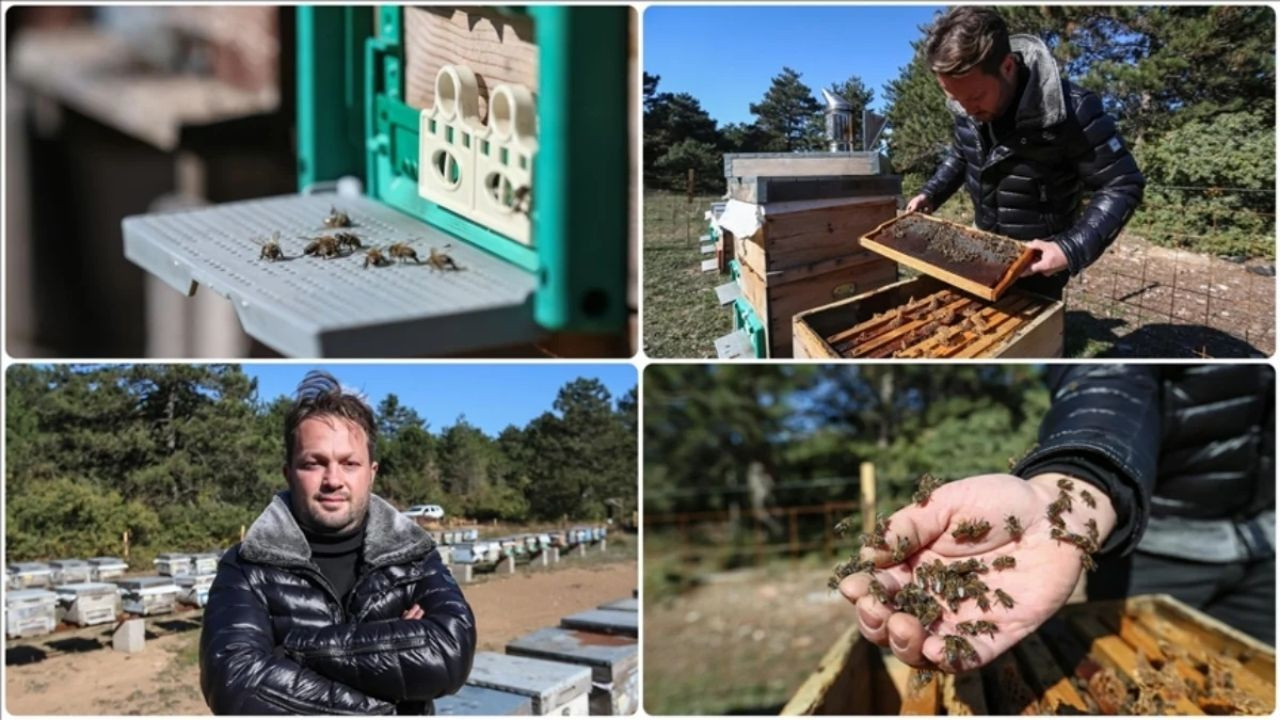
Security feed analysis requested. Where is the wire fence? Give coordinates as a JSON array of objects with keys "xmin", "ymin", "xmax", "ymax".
[{"xmin": 645, "ymin": 500, "xmax": 860, "ymax": 568}]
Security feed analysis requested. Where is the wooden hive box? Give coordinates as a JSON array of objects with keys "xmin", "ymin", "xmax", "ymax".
[
  {"xmin": 719, "ymin": 196, "xmax": 900, "ymax": 357},
  {"xmin": 793, "ymin": 275, "xmax": 1063, "ymax": 359},
  {"xmin": 782, "ymin": 594, "xmax": 1276, "ymax": 716}
]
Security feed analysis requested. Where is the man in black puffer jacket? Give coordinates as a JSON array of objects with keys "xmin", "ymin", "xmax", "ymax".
[
  {"xmin": 906, "ymin": 7, "xmax": 1146, "ymax": 299},
  {"xmin": 839, "ymin": 364, "xmax": 1273, "ymax": 671},
  {"xmin": 200, "ymin": 371, "xmax": 476, "ymax": 714}
]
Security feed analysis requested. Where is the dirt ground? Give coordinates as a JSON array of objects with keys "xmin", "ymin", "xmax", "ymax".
[{"xmin": 4, "ymin": 555, "xmax": 637, "ymax": 715}]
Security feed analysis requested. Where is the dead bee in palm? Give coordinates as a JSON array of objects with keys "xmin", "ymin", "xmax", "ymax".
[
  {"xmin": 427, "ymin": 246, "xmax": 462, "ymax": 272},
  {"xmin": 833, "ymin": 516, "xmax": 856, "ymax": 537},
  {"xmin": 910, "ymin": 669, "xmax": 934, "ymax": 692},
  {"xmin": 258, "ymin": 232, "xmax": 286, "ymax": 261},
  {"xmin": 1004, "ymin": 514, "xmax": 1023, "ymax": 539},
  {"xmin": 387, "ymin": 242, "xmax": 420, "ymax": 264},
  {"xmin": 302, "ymin": 234, "xmax": 344, "ymax": 259},
  {"xmin": 1056, "ymin": 490, "xmax": 1074, "ymax": 513},
  {"xmin": 323, "ymin": 205, "xmax": 352, "ymax": 228},
  {"xmin": 891, "ymin": 535, "xmax": 911, "ymax": 564},
  {"xmin": 1057, "ymin": 477, "xmax": 1075, "ymax": 492},
  {"xmin": 943, "ymin": 635, "xmax": 980, "ymax": 666},
  {"xmin": 957, "ymin": 620, "xmax": 998, "ymax": 638},
  {"xmin": 334, "ymin": 232, "xmax": 363, "ymax": 252},
  {"xmin": 1081, "ymin": 552, "xmax": 1097, "ymax": 572},
  {"xmin": 913, "ymin": 473, "xmax": 944, "ymax": 505},
  {"xmin": 994, "ymin": 588, "xmax": 1015, "ymax": 609},
  {"xmin": 1047, "ymin": 509, "xmax": 1067, "ymax": 528},
  {"xmin": 951, "ymin": 518, "xmax": 992, "ymax": 542},
  {"xmin": 951, "ymin": 558, "xmax": 987, "ymax": 574},
  {"xmin": 868, "ymin": 578, "xmax": 890, "ymax": 604},
  {"xmin": 992, "ymin": 556, "xmax": 1016, "ymax": 571},
  {"xmin": 364, "ymin": 247, "xmax": 391, "ymax": 269},
  {"xmin": 1085, "ymin": 518, "xmax": 1100, "ymax": 544},
  {"xmin": 1081, "ymin": 489, "xmax": 1097, "ymax": 508}
]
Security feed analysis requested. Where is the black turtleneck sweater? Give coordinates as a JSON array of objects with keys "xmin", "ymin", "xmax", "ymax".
[{"xmin": 303, "ymin": 522, "xmax": 365, "ymax": 604}]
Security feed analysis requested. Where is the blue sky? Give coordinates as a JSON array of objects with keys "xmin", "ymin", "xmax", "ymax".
[
  {"xmin": 246, "ymin": 364, "xmax": 636, "ymax": 435},
  {"xmin": 645, "ymin": 5, "xmax": 945, "ymax": 124}
]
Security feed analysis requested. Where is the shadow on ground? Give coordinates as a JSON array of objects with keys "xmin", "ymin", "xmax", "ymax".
[{"xmin": 1065, "ymin": 311, "xmax": 1269, "ymax": 358}]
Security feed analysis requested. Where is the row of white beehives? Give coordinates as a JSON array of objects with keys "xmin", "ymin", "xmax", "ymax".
[
  {"xmin": 437, "ymin": 591, "xmax": 639, "ymax": 717},
  {"xmin": 6, "ymin": 550, "xmax": 224, "ymax": 591},
  {"xmin": 5, "ymin": 573, "xmax": 218, "ymax": 640},
  {"xmin": 447, "ymin": 526, "xmax": 608, "ymax": 566}
]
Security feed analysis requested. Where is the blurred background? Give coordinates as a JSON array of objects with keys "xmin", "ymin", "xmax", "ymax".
[
  {"xmin": 643, "ymin": 364, "xmax": 1051, "ymax": 713},
  {"xmin": 6, "ymin": 6, "xmax": 294, "ymax": 357}
]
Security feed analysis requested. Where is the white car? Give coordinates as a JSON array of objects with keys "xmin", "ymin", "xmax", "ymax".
[{"xmin": 402, "ymin": 504, "xmax": 446, "ymax": 520}]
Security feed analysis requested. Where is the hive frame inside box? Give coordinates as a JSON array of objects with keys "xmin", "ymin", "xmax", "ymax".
[
  {"xmin": 298, "ymin": 5, "xmax": 628, "ymax": 334},
  {"xmin": 792, "ymin": 275, "xmax": 1064, "ymax": 359},
  {"xmin": 780, "ymin": 594, "xmax": 1276, "ymax": 715}
]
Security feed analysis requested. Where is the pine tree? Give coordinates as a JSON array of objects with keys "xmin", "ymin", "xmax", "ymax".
[{"xmin": 749, "ymin": 67, "xmax": 824, "ymax": 151}]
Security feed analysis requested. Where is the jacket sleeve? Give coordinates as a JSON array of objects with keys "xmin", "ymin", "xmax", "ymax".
[
  {"xmin": 199, "ymin": 550, "xmax": 397, "ymax": 715},
  {"xmin": 1052, "ymin": 89, "xmax": 1146, "ymax": 274},
  {"xmin": 280, "ymin": 550, "xmax": 477, "ymax": 704},
  {"xmin": 1012, "ymin": 365, "xmax": 1162, "ymax": 557},
  {"xmin": 919, "ymin": 135, "xmax": 967, "ymax": 210}
]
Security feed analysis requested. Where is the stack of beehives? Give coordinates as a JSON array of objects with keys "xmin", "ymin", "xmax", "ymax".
[{"xmin": 714, "ymin": 152, "xmax": 902, "ymax": 357}]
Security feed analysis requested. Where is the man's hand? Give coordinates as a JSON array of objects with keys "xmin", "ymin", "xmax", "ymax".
[
  {"xmin": 1024, "ymin": 239, "xmax": 1070, "ymax": 276},
  {"xmin": 905, "ymin": 194, "xmax": 933, "ymax": 214},
  {"xmin": 838, "ymin": 473, "xmax": 1116, "ymax": 673},
  {"xmin": 401, "ymin": 604, "xmax": 424, "ymax": 620}
]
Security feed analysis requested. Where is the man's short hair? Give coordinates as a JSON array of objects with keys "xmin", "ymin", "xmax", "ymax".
[
  {"xmin": 925, "ymin": 7, "xmax": 1012, "ymax": 77},
  {"xmin": 283, "ymin": 370, "xmax": 377, "ymax": 464}
]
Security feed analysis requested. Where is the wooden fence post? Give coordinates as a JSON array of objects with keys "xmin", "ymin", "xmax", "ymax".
[{"xmin": 860, "ymin": 462, "xmax": 876, "ymax": 535}]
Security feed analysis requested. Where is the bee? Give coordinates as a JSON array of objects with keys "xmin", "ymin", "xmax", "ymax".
[
  {"xmin": 1056, "ymin": 490, "xmax": 1074, "ymax": 513},
  {"xmin": 887, "ymin": 313, "xmax": 905, "ymax": 330},
  {"xmin": 1081, "ymin": 489, "xmax": 1097, "ymax": 509},
  {"xmin": 1050, "ymin": 526, "xmax": 1068, "ymax": 543},
  {"xmin": 1085, "ymin": 518, "xmax": 1100, "ymax": 544},
  {"xmin": 302, "ymin": 234, "xmax": 344, "ymax": 259},
  {"xmin": 874, "ymin": 514, "xmax": 891, "ymax": 537},
  {"xmin": 994, "ymin": 588, "xmax": 1015, "ymax": 609},
  {"xmin": 868, "ymin": 578, "xmax": 890, "ymax": 604},
  {"xmin": 827, "ymin": 575, "xmax": 840, "ymax": 591},
  {"xmin": 925, "ymin": 295, "xmax": 939, "ymax": 313},
  {"xmin": 323, "ymin": 205, "xmax": 352, "ymax": 228},
  {"xmin": 1057, "ymin": 477, "xmax": 1075, "ymax": 492},
  {"xmin": 387, "ymin": 243, "xmax": 420, "ymax": 264},
  {"xmin": 957, "ymin": 620, "xmax": 998, "ymax": 638},
  {"xmin": 943, "ymin": 635, "xmax": 980, "ymax": 666},
  {"xmin": 951, "ymin": 518, "xmax": 992, "ymax": 542},
  {"xmin": 913, "ymin": 473, "xmax": 944, "ymax": 505},
  {"xmin": 364, "ymin": 247, "xmax": 391, "ymax": 268},
  {"xmin": 992, "ymin": 555, "xmax": 1016, "ymax": 571},
  {"xmin": 512, "ymin": 186, "xmax": 532, "ymax": 215},
  {"xmin": 334, "ymin": 232, "xmax": 362, "ymax": 251},
  {"xmin": 833, "ymin": 516, "xmax": 856, "ymax": 537},
  {"xmin": 1004, "ymin": 514, "xmax": 1024, "ymax": 539},
  {"xmin": 258, "ymin": 232, "xmax": 285, "ymax": 261},
  {"xmin": 951, "ymin": 558, "xmax": 986, "ymax": 575},
  {"xmin": 427, "ymin": 246, "xmax": 462, "ymax": 272},
  {"xmin": 1081, "ymin": 552, "xmax": 1097, "ymax": 572},
  {"xmin": 1047, "ymin": 509, "xmax": 1067, "ymax": 529},
  {"xmin": 891, "ymin": 535, "xmax": 911, "ymax": 564},
  {"xmin": 910, "ymin": 669, "xmax": 934, "ymax": 692}
]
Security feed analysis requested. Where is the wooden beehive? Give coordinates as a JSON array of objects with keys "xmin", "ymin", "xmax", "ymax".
[
  {"xmin": 726, "ymin": 196, "xmax": 899, "ymax": 357},
  {"xmin": 860, "ymin": 213, "xmax": 1036, "ymax": 302},
  {"xmin": 793, "ymin": 276, "xmax": 1063, "ymax": 359},
  {"xmin": 782, "ymin": 594, "xmax": 1276, "ymax": 716}
]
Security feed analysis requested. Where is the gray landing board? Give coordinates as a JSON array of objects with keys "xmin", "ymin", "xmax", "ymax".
[
  {"xmin": 598, "ymin": 597, "xmax": 638, "ymax": 612},
  {"xmin": 701, "ymin": 242, "xmax": 716, "ymax": 255},
  {"xmin": 715, "ymin": 330, "xmax": 753, "ymax": 359},
  {"xmin": 700, "ymin": 258, "xmax": 718, "ymax": 272},
  {"xmin": 559, "ymin": 608, "xmax": 638, "ymax": 637},
  {"xmin": 122, "ymin": 193, "xmax": 539, "ymax": 356},
  {"xmin": 506, "ymin": 626, "xmax": 638, "ymax": 683},
  {"xmin": 714, "ymin": 282, "xmax": 742, "ymax": 306}
]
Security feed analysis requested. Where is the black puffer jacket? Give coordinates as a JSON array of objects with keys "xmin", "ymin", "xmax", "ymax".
[
  {"xmin": 200, "ymin": 493, "xmax": 476, "ymax": 715},
  {"xmin": 920, "ymin": 35, "xmax": 1146, "ymax": 275},
  {"xmin": 1014, "ymin": 365, "xmax": 1275, "ymax": 559}
]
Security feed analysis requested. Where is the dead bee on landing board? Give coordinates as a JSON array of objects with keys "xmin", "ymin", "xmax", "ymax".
[
  {"xmin": 994, "ymin": 588, "xmax": 1015, "ymax": 609},
  {"xmin": 334, "ymin": 232, "xmax": 363, "ymax": 252},
  {"xmin": 364, "ymin": 247, "xmax": 391, "ymax": 269},
  {"xmin": 387, "ymin": 243, "xmax": 420, "ymax": 264},
  {"xmin": 323, "ymin": 205, "xmax": 352, "ymax": 228},
  {"xmin": 258, "ymin": 232, "xmax": 286, "ymax": 261},
  {"xmin": 512, "ymin": 186, "xmax": 532, "ymax": 215},
  {"xmin": 1081, "ymin": 489, "xmax": 1097, "ymax": 508},
  {"xmin": 301, "ymin": 234, "xmax": 344, "ymax": 259},
  {"xmin": 951, "ymin": 518, "xmax": 992, "ymax": 542},
  {"xmin": 1004, "ymin": 514, "xmax": 1024, "ymax": 539},
  {"xmin": 427, "ymin": 246, "xmax": 462, "ymax": 272},
  {"xmin": 992, "ymin": 555, "xmax": 1016, "ymax": 571},
  {"xmin": 913, "ymin": 473, "xmax": 944, "ymax": 505}
]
